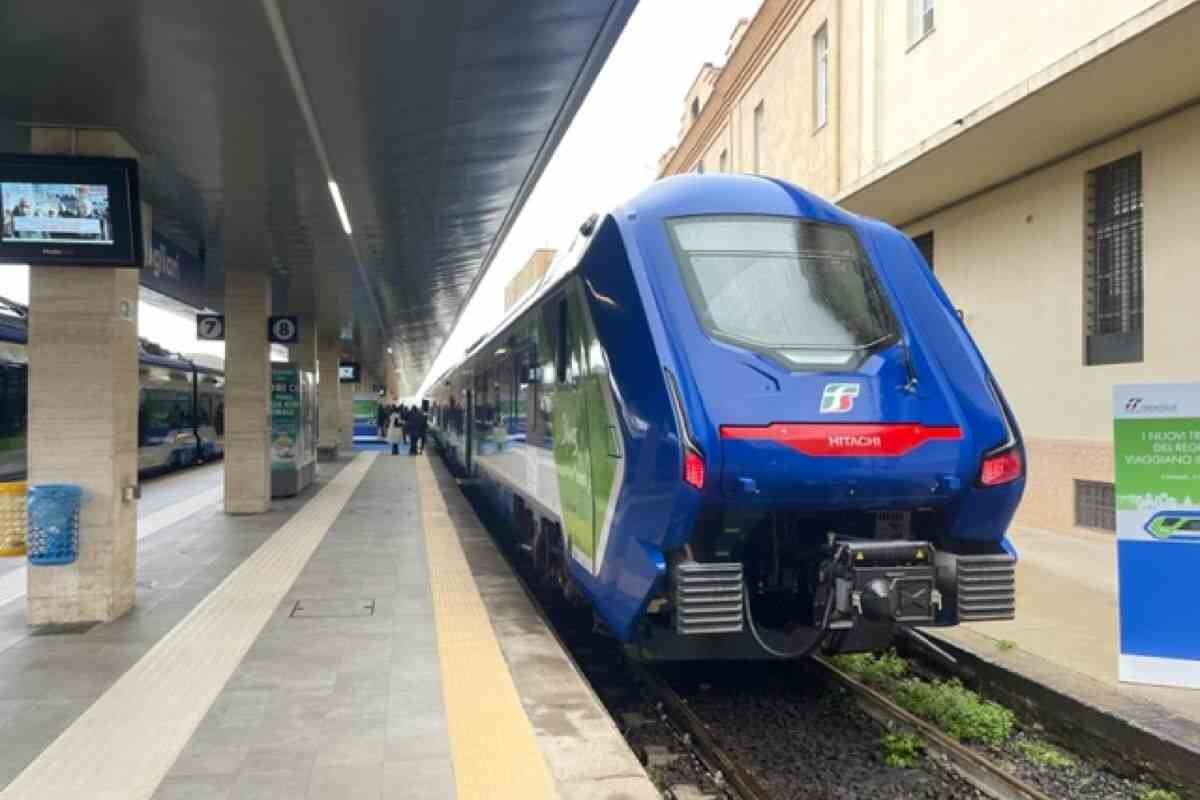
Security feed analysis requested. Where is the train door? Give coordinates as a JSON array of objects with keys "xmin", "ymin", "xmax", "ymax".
[
  {"xmin": 576, "ymin": 285, "xmax": 622, "ymax": 576},
  {"xmin": 552, "ymin": 289, "xmax": 597, "ymax": 572}
]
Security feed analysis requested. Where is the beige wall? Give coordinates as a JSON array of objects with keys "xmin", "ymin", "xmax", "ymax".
[
  {"xmin": 671, "ymin": 0, "xmax": 1167, "ymax": 191},
  {"xmin": 872, "ymin": 0, "xmax": 1161, "ymax": 167},
  {"xmin": 691, "ymin": 0, "xmax": 853, "ymax": 197}
]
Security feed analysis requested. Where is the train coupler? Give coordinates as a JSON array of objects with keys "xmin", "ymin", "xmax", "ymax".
[{"xmin": 828, "ymin": 540, "xmax": 939, "ymax": 626}]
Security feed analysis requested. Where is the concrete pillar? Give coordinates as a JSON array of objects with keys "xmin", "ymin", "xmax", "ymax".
[
  {"xmin": 317, "ymin": 331, "xmax": 341, "ymax": 461},
  {"xmin": 293, "ymin": 313, "xmax": 316, "ymax": 373},
  {"xmin": 26, "ymin": 128, "xmax": 140, "ymax": 625},
  {"xmin": 223, "ymin": 267, "xmax": 271, "ymax": 514}
]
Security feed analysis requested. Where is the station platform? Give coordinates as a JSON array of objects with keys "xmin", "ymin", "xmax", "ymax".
[
  {"xmin": 0, "ymin": 454, "xmax": 656, "ymax": 800},
  {"xmin": 938, "ymin": 523, "xmax": 1200, "ymax": 784}
]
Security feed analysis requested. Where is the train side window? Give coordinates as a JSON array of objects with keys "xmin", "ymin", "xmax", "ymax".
[{"xmin": 214, "ymin": 402, "xmax": 224, "ymax": 436}]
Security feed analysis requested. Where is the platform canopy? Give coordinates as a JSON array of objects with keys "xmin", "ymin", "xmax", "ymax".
[{"xmin": 0, "ymin": 0, "xmax": 635, "ymax": 393}]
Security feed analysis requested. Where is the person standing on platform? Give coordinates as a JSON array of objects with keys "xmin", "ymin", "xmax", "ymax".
[
  {"xmin": 408, "ymin": 405, "xmax": 427, "ymax": 455},
  {"xmin": 387, "ymin": 406, "xmax": 404, "ymax": 455},
  {"xmin": 398, "ymin": 404, "xmax": 408, "ymax": 445},
  {"xmin": 376, "ymin": 402, "xmax": 389, "ymax": 439}
]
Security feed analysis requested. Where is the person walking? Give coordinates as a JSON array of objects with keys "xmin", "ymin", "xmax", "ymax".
[{"xmin": 387, "ymin": 406, "xmax": 404, "ymax": 455}]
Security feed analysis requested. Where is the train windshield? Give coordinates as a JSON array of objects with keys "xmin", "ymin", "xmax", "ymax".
[{"xmin": 666, "ymin": 215, "xmax": 896, "ymax": 368}]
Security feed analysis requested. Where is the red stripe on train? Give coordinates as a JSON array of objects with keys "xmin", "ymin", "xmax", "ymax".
[{"xmin": 720, "ymin": 423, "xmax": 962, "ymax": 457}]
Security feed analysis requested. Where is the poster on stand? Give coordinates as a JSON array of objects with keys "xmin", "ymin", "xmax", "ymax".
[
  {"xmin": 1113, "ymin": 383, "xmax": 1200, "ymax": 688},
  {"xmin": 271, "ymin": 363, "xmax": 316, "ymax": 497}
]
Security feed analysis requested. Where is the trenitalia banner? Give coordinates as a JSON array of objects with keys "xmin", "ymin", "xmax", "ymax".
[{"xmin": 1113, "ymin": 383, "xmax": 1200, "ymax": 688}]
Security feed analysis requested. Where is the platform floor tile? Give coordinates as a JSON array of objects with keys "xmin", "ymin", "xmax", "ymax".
[{"xmin": 0, "ymin": 454, "xmax": 376, "ymax": 800}]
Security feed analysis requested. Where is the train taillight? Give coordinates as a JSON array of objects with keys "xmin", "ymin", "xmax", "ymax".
[{"xmin": 683, "ymin": 447, "xmax": 705, "ymax": 489}]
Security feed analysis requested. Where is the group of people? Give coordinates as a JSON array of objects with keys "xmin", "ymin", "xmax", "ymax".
[{"xmin": 377, "ymin": 402, "xmax": 428, "ymax": 456}]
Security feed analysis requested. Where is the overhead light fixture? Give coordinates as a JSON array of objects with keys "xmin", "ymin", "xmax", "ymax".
[
  {"xmin": 387, "ymin": 347, "xmax": 394, "ymax": 354},
  {"xmin": 328, "ymin": 180, "xmax": 352, "ymax": 235}
]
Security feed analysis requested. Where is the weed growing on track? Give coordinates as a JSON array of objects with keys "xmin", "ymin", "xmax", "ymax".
[
  {"xmin": 831, "ymin": 650, "xmax": 1015, "ymax": 746},
  {"xmin": 1136, "ymin": 788, "xmax": 1180, "ymax": 800},
  {"xmin": 996, "ymin": 639, "xmax": 1017, "ymax": 652},
  {"xmin": 880, "ymin": 732, "xmax": 922, "ymax": 768},
  {"xmin": 1014, "ymin": 737, "xmax": 1074, "ymax": 768},
  {"xmin": 893, "ymin": 678, "xmax": 1014, "ymax": 746},
  {"xmin": 831, "ymin": 651, "xmax": 907, "ymax": 685}
]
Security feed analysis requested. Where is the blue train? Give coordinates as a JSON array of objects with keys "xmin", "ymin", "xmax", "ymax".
[
  {"xmin": 430, "ymin": 174, "xmax": 1025, "ymax": 659},
  {"xmin": 0, "ymin": 299, "xmax": 224, "ymax": 482}
]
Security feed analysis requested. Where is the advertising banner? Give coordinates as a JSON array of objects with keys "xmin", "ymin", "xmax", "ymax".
[
  {"xmin": 1113, "ymin": 383, "xmax": 1200, "ymax": 688},
  {"xmin": 271, "ymin": 365, "xmax": 301, "ymax": 469}
]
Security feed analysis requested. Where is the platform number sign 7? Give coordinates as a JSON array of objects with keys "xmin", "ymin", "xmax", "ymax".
[
  {"xmin": 268, "ymin": 315, "xmax": 300, "ymax": 344},
  {"xmin": 196, "ymin": 314, "xmax": 225, "ymax": 341}
]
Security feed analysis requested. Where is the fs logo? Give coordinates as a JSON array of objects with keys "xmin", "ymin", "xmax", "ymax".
[
  {"xmin": 1125, "ymin": 397, "xmax": 1143, "ymax": 412},
  {"xmin": 820, "ymin": 383, "xmax": 861, "ymax": 414}
]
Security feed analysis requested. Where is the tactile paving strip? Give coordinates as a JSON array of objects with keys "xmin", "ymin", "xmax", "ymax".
[
  {"xmin": 0, "ymin": 454, "xmax": 376, "ymax": 800},
  {"xmin": 417, "ymin": 459, "xmax": 557, "ymax": 800}
]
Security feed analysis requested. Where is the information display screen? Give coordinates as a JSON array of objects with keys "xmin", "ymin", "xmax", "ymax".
[
  {"xmin": 338, "ymin": 362, "xmax": 361, "ymax": 383},
  {"xmin": 1, "ymin": 182, "xmax": 113, "ymax": 245},
  {"xmin": 0, "ymin": 155, "xmax": 141, "ymax": 267}
]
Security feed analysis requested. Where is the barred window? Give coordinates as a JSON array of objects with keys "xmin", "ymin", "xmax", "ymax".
[
  {"xmin": 1084, "ymin": 153, "xmax": 1143, "ymax": 365},
  {"xmin": 1074, "ymin": 480, "xmax": 1115, "ymax": 532}
]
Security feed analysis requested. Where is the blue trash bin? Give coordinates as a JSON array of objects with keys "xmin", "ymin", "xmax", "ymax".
[{"xmin": 27, "ymin": 484, "xmax": 82, "ymax": 566}]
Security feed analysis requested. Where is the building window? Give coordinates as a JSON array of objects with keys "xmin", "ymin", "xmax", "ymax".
[
  {"xmin": 1075, "ymin": 480, "xmax": 1116, "ymax": 532},
  {"xmin": 912, "ymin": 231, "xmax": 934, "ymax": 270},
  {"xmin": 719, "ymin": 149, "xmax": 728, "ymax": 172},
  {"xmin": 814, "ymin": 24, "xmax": 829, "ymax": 131},
  {"xmin": 1084, "ymin": 153, "xmax": 1143, "ymax": 366},
  {"xmin": 753, "ymin": 102, "xmax": 764, "ymax": 173},
  {"xmin": 909, "ymin": 0, "xmax": 935, "ymax": 46}
]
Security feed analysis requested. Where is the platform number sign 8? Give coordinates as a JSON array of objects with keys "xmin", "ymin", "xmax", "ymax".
[
  {"xmin": 196, "ymin": 314, "xmax": 225, "ymax": 341},
  {"xmin": 268, "ymin": 315, "xmax": 300, "ymax": 344}
]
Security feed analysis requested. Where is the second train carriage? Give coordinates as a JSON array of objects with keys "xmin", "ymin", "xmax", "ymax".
[
  {"xmin": 0, "ymin": 300, "xmax": 224, "ymax": 482},
  {"xmin": 431, "ymin": 173, "xmax": 1026, "ymax": 660}
]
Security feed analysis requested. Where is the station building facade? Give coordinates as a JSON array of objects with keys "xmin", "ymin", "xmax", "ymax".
[{"xmin": 659, "ymin": 0, "xmax": 1200, "ymax": 536}]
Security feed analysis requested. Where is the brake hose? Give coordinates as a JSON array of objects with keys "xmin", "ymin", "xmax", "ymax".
[{"xmin": 742, "ymin": 544, "xmax": 846, "ymax": 659}]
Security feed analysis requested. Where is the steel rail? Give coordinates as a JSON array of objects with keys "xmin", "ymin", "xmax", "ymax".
[
  {"xmin": 814, "ymin": 655, "xmax": 1056, "ymax": 800},
  {"xmin": 627, "ymin": 661, "xmax": 771, "ymax": 800}
]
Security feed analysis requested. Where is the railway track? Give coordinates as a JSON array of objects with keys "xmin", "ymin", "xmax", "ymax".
[
  {"xmin": 454, "ymin": 479, "xmax": 1090, "ymax": 800},
  {"xmin": 637, "ymin": 656, "xmax": 1054, "ymax": 800}
]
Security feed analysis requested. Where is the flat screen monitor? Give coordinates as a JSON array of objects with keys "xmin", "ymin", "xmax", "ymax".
[
  {"xmin": 338, "ymin": 362, "xmax": 361, "ymax": 383},
  {"xmin": 0, "ymin": 154, "xmax": 142, "ymax": 267}
]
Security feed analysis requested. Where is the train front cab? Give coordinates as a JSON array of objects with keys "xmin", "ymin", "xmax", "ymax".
[{"xmin": 618, "ymin": 175, "xmax": 1026, "ymax": 659}]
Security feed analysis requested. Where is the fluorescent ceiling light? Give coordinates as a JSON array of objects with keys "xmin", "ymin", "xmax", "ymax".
[
  {"xmin": 387, "ymin": 347, "xmax": 394, "ymax": 354},
  {"xmin": 328, "ymin": 180, "xmax": 352, "ymax": 235}
]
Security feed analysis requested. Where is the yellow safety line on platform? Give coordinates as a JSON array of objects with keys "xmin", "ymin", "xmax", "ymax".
[
  {"xmin": 0, "ymin": 454, "xmax": 376, "ymax": 800},
  {"xmin": 417, "ymin": 458, "xmax": 557, "ymax": 800},
  {"xmin": 0, "ymin": 485, "xmax": 224, "ymax": 609}
]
